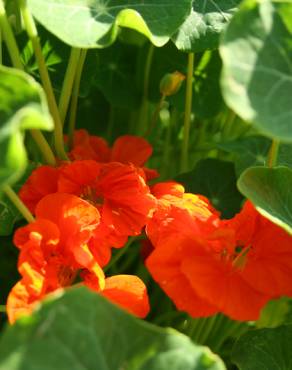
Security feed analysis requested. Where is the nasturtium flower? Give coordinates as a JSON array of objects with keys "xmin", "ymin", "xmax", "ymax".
[
  {"xmin": 7, "ymin": 193, "xmax": 150, "ymax": 323},
  {"xmin": 146, "ymin": 196, "xmax": 292, "ymax": 321},
  {"xmin": 19, "ymin": 160, "xmax": 156, "ymax": 266},
  {"xmin": 69, "ymin": 130, "xmax": 158, "ymax": 180}
]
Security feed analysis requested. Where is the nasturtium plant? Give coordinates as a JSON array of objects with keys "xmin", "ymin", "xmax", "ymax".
[{"xmin": 0, "ymin": 0, "xmax": 291, "ymax": 368}]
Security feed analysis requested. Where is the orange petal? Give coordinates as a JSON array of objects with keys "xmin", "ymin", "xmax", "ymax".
[
  {"xmin": 6, "ymin": 281, "xmax": 35, "ymax": 324},
  {"xmin": 19, "ymin": 166, "xmax": 59, "ymax": 213},
  {"xmin": 111, "ymin": 135, "xmax": 152, "ymax": 167},
  {"xmin": 102, "ymin": 275, "xmax": 150, "ymax": 318}
]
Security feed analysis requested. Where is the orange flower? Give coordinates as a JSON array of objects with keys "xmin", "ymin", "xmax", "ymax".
[
  {"xmin": 7, "ymin": 193, "xmax": 150, "ymax": 323},
  {"xmin": 147, "ymin": 181, "xmax": 218, "ymax": 246},
  {"xmin": 69, "ymin": 130, "xmax": 158, "ymax": 180},
  {"xmin": 145, "ymin": 197, "xmax": 286, "ymax": 321},
  {"xmin": 7, "ymin": 193, "xmax": 104, "ymax": 323},
  {"xmin": 58, "ymin": 160, "xmax": 156, "ymax": 265}
]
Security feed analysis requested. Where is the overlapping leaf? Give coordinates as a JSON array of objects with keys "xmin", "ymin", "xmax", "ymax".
[
  {"xmin": 28, "ymin": 0, "xmax": 192, "ymax": 48},
  {"xmin": 232, "ymin": 324, "xmax": 292, "ymax": 370},
  {"xmin": 172, "ymin": 0, "xmax": 240, "ymax": 52},
  {"xmin": 238, "ymin": 166, "xmax": 292, "ymax": 234},
  {"xmin": 0, "ymin": 66, "xmax": 53, "ymax": 188},
  {"xmin": 0, "ymin": 287, "xmax": 226, "ymax": 370},
  {"xmin": 221, "ymin": 0, "xmax": 292, "ymax": 142}
]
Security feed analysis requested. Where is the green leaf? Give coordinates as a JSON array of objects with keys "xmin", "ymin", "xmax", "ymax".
[
  {"xmin": 232, "ymin": 324, "xmax": 292, "ymax": 370},
  {"xmin": 220, "ymin": 0, "xmax": 292, "ymax": 142},
  {"xmin": 176, "ymin": 158, "xmax": 243, "ymax": 218},
  {"xmin": 0, "ymin": 66, "xmax": 53, "ymax": 187},
  {"xmin": 28, "ymin": 0, "xmax": 192, "ymax": 48},
  {"xmin": 93, "ymin": 41, "xmax": 141, "ymax": 108},
  {"xmin": 219, "ymin": 136, "xmax": 292, "ymax": 175},
  {"xmin": 238, "ymin": 166, "xmax": 292, "ymax": 234},
  {"xmin": 172, "ymin": 0, "xmax": 240, "ymax": 52},
  {"xmin": 257, "ymin": 297, "xmax": 292, "ymax": 329},
  {"xmin": 0, "ymin": 287, "xmax": 226, "ymax": 370}
]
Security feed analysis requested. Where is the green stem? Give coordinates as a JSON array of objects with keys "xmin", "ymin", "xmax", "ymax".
[
  {"xmin": 197, "ymin": 314, "xmax": 218, "ymax": 345},
  {"xmin": 0, "ymin": 305, "xmax": 6, "ymax": 313},
  {"xmin": 104, "ymin": 236, "xmax": 138, "ymax": 273},
  {"xmin": 3, "ymin": 185, "xmax": 34, "ymax": 223},
  {"xmin": 180, "ymin": 52, "xmax": 194, "ymax": 172},
  {"xmin": 0, "ymin": 0, "xmax": 23, "ymax": 69},
  {"xmin": 137, "ymin": 43, "xmax": 154, "ymax": 135},
  {"xmin": 144, "ymin": 94, "xmax": 165, "ymax": 137},
  {"xmin": 19, "ymin": 0, "xmax": 67, "ymax": 160},
  {"xmin": 30, "ymin": 130, "xmax": 56, "ymax": 166},
  {"xmin": 58, "ymin": 48, "xmax": 81, "ymax": 125},
  {"xmin": 0, "ymin": 0, "xmax": 56, "ymax": 165},
  {"xmin": 0, "ymin": 21, "xmax": 2, "ymax": 64},
  {"xmin": 267, "ymin": 139, "xmax": 280, "ymax": 167},
  {"xmin": 68, "ymin": 49, "xmax": 87, "ymax": 149}
]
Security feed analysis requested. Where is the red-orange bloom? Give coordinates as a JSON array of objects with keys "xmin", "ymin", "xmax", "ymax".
[
  {"xmin": 69, "ymin": 129, "xmax": 158, "ymax": 180},
  {"xmin": 145, "ymin": 197, "xmax": 290, "ymax": 321},
  {"xmin": 7, "ymin": 193, "xmax": 150, "ymax": 323}
]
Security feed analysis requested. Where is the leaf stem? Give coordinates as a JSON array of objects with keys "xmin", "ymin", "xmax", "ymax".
[
  {"xmin": 104, "ymin": 237, "xmax": 137, "ymax": 273},
  {"xmin": 68, "ymin": 49, "xmax": 87, "ymax": 149},
  {"xmin": 0, "ymin": 0, "xmax": 56, "ymax": 166},
  {"xmin": 2, "ymin": 184, "xmax": 34, "ymax": 223},
  {"xmin": 0, "ymin": 0, "xmax": 22, "ymax": 69},
  {"xmin": 137, "ymin": 43, "xmax": 154, "ymax": 135},
  {"xmin": 267, "ymin": 139, "xmax": 280, "ymax": 167},
  {"xmin": 58, "ymin": 48, "xmax": 81, "ymax": 125},
  {"xmin": 19, "ymin": 0, "xmax": 68, "ymax": 161},
  {"xmin": 30, "ymin": 130, "xmax": 56, "ymax": 165},
  {"xmin": 180, "ymin": 52, "xmax": 194, "ymax": 172}
]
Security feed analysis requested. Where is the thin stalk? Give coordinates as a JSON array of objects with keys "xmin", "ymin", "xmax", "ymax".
[
  {"xmin": 267, "ymin": 139, "xmax": 280, "ymax": 167},
  {"xmin": 0, "ymin": 0, "xmax": 22, "ymax": 69},
  {"xmin": 197, "ymin": 314, "xmax": 218, "ymax": 345},
  {"xmin": 30, "ymin": 130, "xmax": 56, "ymax": 166},
  {"xmin": 19, "ymin": 0, "xmax": 67, "ymax": 160},
  {"xmin": 0, "ymin": 0, "xmax": 56, "ymax": 165},
  {"xmin": 58, "ymin": 48, "xmax": 81, "ymax": 125},
  {"xmin": 3, "ymin": 185, "xmax": 34, "ymax": 223},
  {"xmin": 137, "ymin": 43, "xmax": 154, "ymax": 134},
  {"xmin": 180, "ymin": 52, "xmax": 194, "ymax": 172},
  {"xmin": 162, "ymin": 108, "xmax": 176, "ymax": 178},
  {"xmin": 68, "ymin": 49, "xmax": 87, "ymax": 149},
  {"xmin": 144, "ymin": 94, "xmax": 165, "ymax": 137}
]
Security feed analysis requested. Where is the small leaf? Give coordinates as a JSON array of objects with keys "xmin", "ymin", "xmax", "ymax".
[
  {"xmin": 220, "ymin": 0, "xmax": 292, "ymax": 142},
  {"xmin": 176, "ymin": 158, "xmax": 243, "ymax": 218},
  {"xmin": 172, "ymin": 0, "xmax": 240, "ymax": 52},
  {"xmin": 232, "ymin": 324, "xmax": 292, "ymax": 370},
  {"xmin": 238, "ymin": 166, "xmax": 292, "ymax": 234},
  {"xmin": 0, "ymin": 287, "xmax": 226, "ymax": 370},
  {"xmin": 0, "ymin": 66, "xmax": 53, "ymax": 187},
  {"xmin": 28, "ymin": 0, "xmax": 192, "ymax": 48}
]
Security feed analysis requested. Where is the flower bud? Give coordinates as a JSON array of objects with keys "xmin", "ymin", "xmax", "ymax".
[{"xmin": 159, "ymin": 71, "xmax": 185, "ymax": 96}]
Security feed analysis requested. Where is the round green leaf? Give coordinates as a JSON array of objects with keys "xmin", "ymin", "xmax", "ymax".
[
  {"xmin": 0, "ymin": 66, "xmax": 53, "ymax": 187},
  {"xmin": 172, "ymin": 0, "xmax": 240, "ymax": 52},
  {"xmin": 28, "ymin": 0, "xmax": 192, "ymax": 48},
  {"xmin": 237, "ymin": 166, "xmax": 292, "ymax": 234},
  {"xmin": 220, "ymin": 0, "xmax": 292, "ymax": 142},
  {"xmin": 0, "ymin": 287, "xmax": 226, "ymax": 370},
  {"xmin": 232, "ymin": 324, "xmax": 292, "ymax": 370}
]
